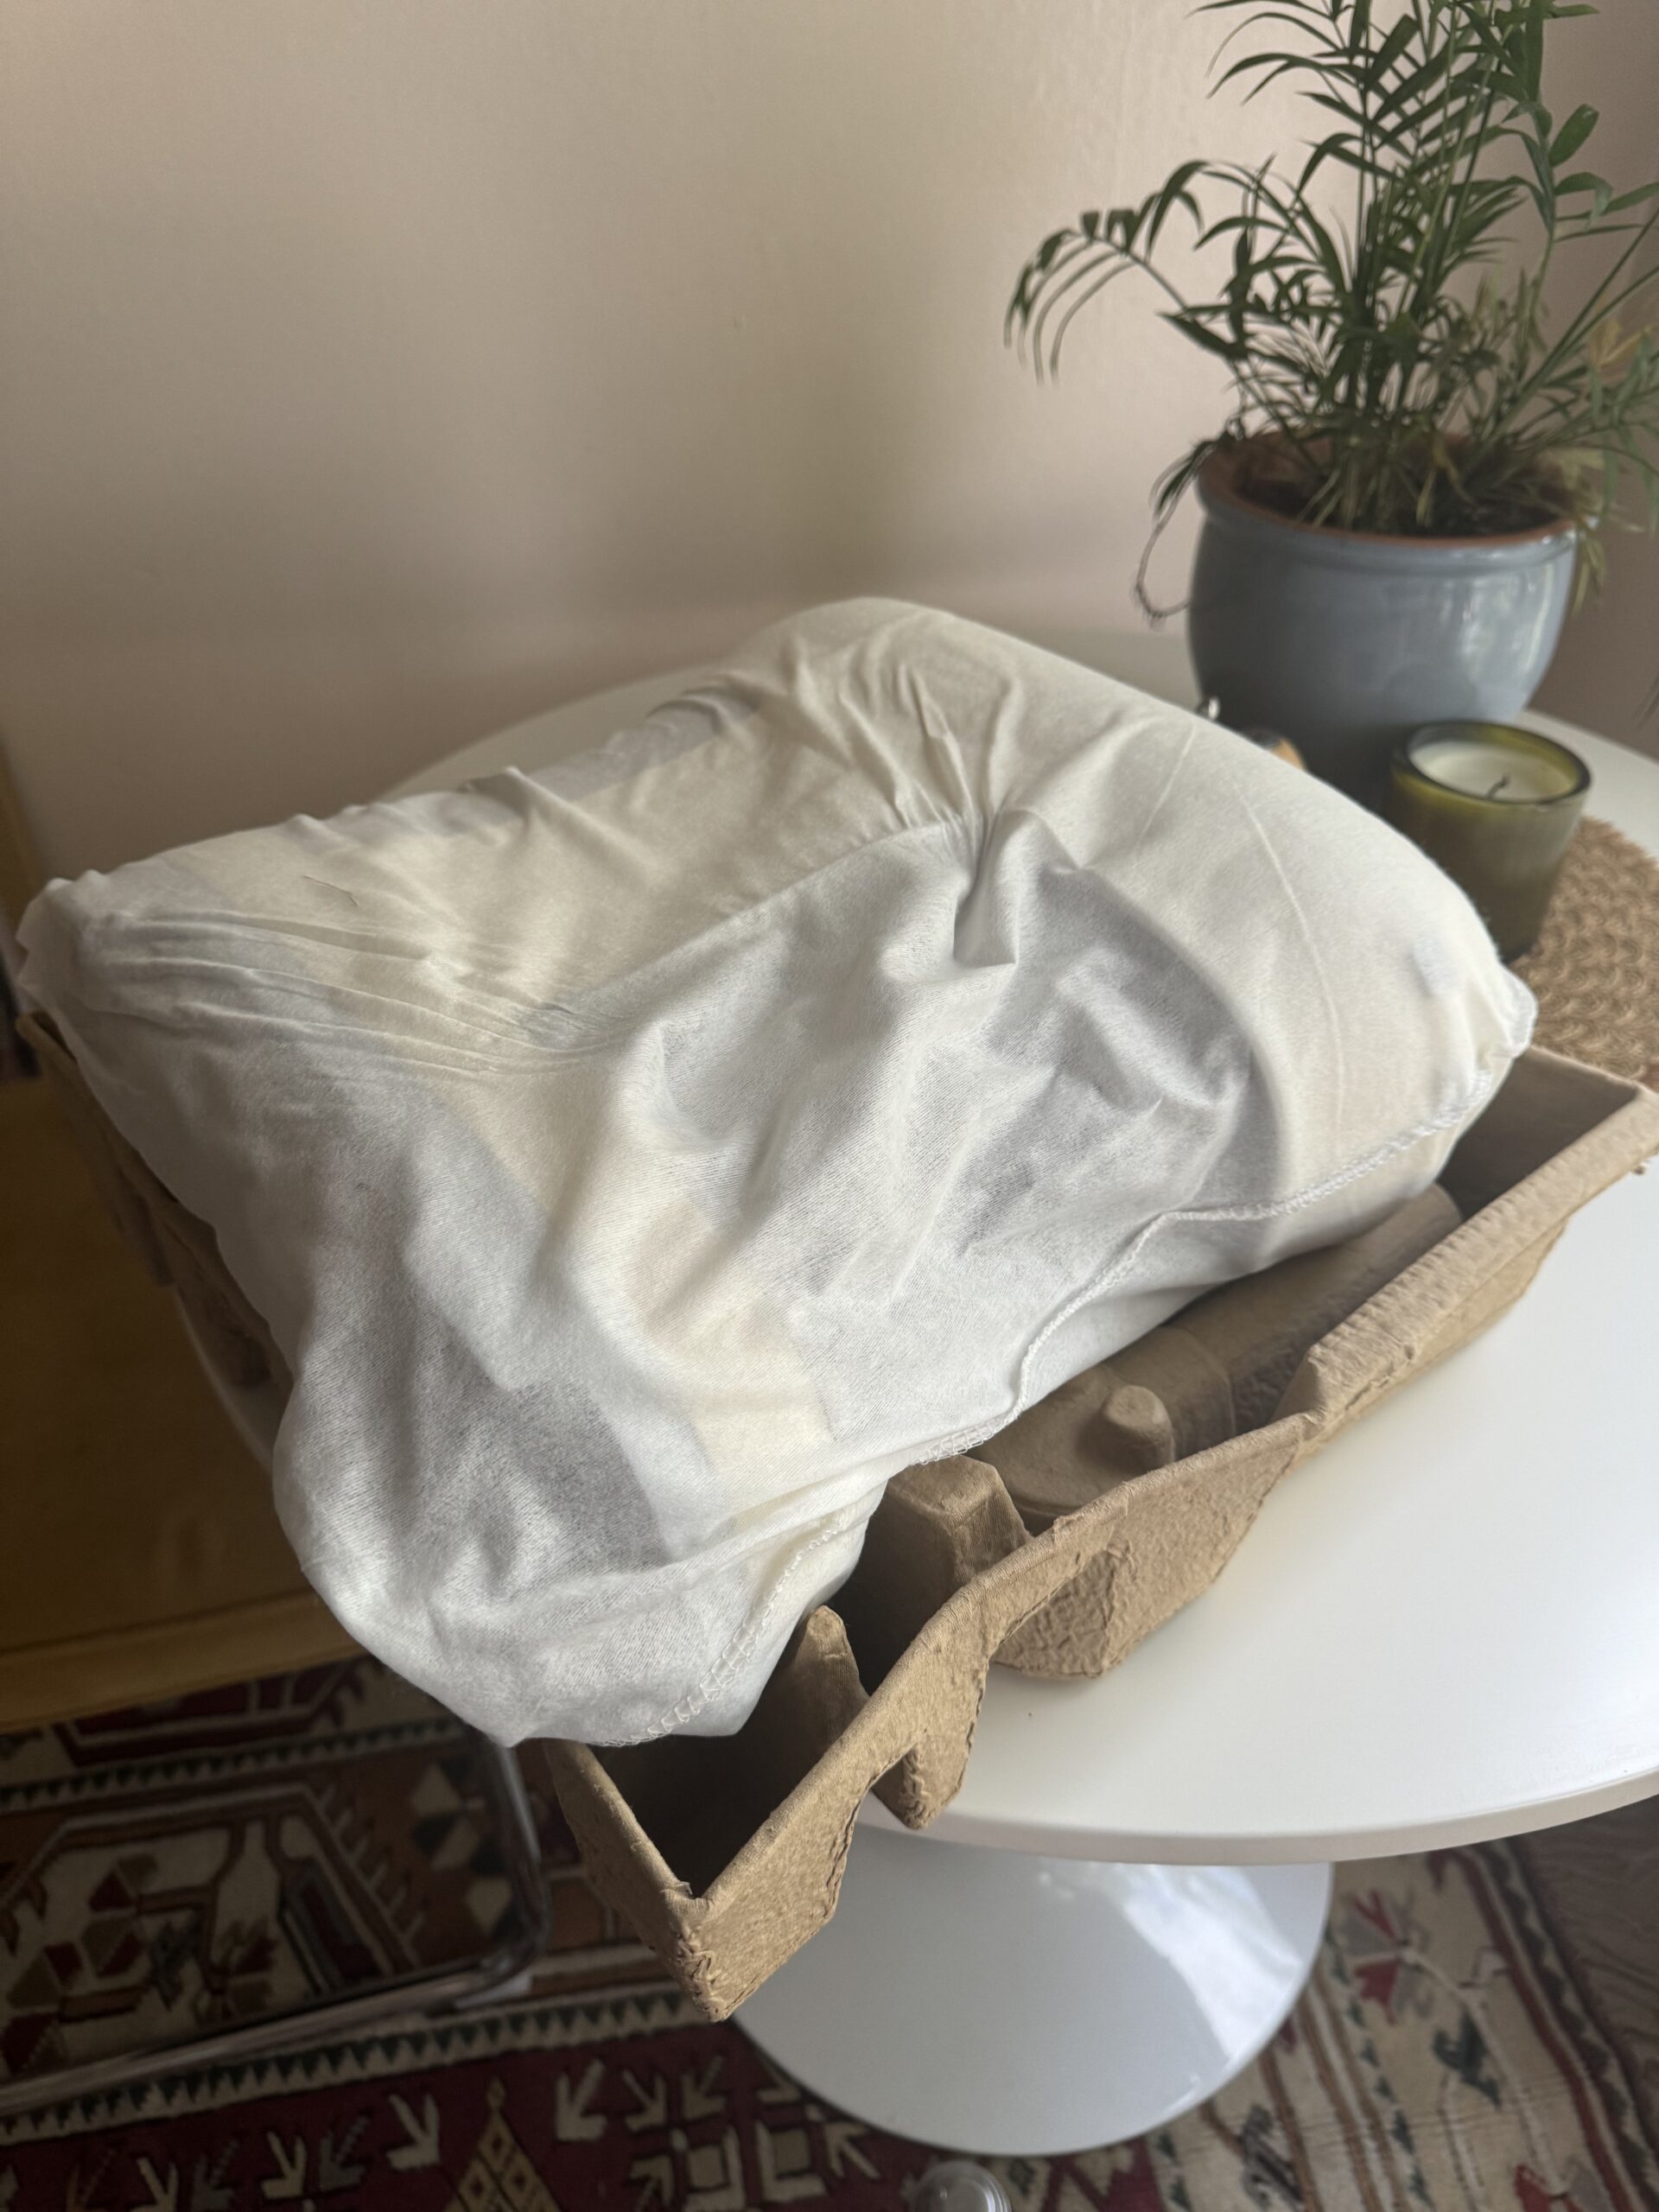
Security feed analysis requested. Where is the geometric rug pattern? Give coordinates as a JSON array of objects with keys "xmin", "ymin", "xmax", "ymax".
[
  {"xmin": 0, "ymin": 1665, "xmax": 544, "ymax": 2088},
  {"xmin": 2, "ymin": 1659, "xmax": 1656, "ymax": 2210}
]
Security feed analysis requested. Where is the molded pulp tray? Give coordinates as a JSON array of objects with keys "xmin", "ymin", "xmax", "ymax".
[{"xmin": 25, "ymin": 1014, "xmax": 1659, "ymax": 2018}]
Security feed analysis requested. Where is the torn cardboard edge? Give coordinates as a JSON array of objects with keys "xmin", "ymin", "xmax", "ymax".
[{"xmin": 22, "ymin": 1011, "xmax": 1659, "ymax": 2019}]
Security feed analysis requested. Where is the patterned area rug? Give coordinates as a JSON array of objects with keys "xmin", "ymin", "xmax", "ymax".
[{"xmin": 1, "ymin": 1663, "xmax": 1656, "ymax": 2209}]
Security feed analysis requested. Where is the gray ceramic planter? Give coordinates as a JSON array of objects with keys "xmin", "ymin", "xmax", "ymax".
[{"xmin": 1187, "ymin": 448, "xmax": 1578, "ymax": 794}]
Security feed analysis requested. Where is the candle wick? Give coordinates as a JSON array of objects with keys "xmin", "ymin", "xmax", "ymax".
[{"xmin": 1486, "ymin": 774, "xmax": 1510, "ymax": 799}]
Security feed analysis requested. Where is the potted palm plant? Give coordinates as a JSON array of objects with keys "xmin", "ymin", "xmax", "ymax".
[{"xmin": 1009, "ymin": 0, "xmax": 1659, "ymax": 791}]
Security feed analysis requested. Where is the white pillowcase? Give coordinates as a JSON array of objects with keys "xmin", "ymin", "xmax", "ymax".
[{"xmin": 21, "ymin": 601, "xmax": 1533, "ymax": 1745}]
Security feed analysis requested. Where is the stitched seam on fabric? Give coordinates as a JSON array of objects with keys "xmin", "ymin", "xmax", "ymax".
[
  {"xmin": 632, "ymin": 1493, "xmax": 879, "ymax": 1742},
  {"xmin": 917, "ymin": 1021, "xmax": 1531, "ymax": 1465},
  {"xmin": 633, "ymin": 1015, "xmax": 1530, "ymax": 1742}
]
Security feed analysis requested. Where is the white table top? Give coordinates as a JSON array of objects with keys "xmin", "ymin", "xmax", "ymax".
[{"xmin": 395, "ymin": 626, "xmax": 1659, "ymax": 1866}]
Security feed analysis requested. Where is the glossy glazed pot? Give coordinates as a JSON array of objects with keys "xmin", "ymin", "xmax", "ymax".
[{"xmin": 1187, "ymin": 447, "xmax": 1578, "ymax": 796}]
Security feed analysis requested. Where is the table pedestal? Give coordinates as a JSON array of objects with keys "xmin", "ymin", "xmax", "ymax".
[{"xmin": 737, "ymin": 1826, "xmax": 1332, "ymax": 2157}]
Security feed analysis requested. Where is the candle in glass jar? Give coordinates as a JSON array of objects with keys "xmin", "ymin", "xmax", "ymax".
[
  {"xmin": 1403, "ymin": 734, "xmax": 1580, "ymax": 803},
  {"xmin": 1387, "ymin": 722, "xmax": 1590, "ymax": 960}
]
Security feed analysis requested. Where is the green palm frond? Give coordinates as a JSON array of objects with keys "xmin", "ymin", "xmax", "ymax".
[{"xmin": 1008, "ymin": 0, "xmax": 1659, "ymax": 550}]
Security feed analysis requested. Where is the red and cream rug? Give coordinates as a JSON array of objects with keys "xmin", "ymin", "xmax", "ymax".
[{"xmin": 1, "ymin": 1660, "xmax": 1656, "ymax": 2210}]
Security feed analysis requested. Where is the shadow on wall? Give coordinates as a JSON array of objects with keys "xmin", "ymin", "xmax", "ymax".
[
  {"xmin": 1530, "ymin": 2, "xmax": 1659, "ymax": 758},
  {"xmin": 1536, "ymin": 535, "xmax": 1659, "ymax": 760}
]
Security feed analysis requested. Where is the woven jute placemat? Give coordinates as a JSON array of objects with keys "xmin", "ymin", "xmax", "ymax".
[{"xmin": 1516, "ymin": 816, "xmax": 1659, "ymax": 1087}]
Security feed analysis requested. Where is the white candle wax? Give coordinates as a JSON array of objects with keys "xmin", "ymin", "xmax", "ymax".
[{"xmin": 1409, "ymin": 736, "xmax": 1576, "ymax": 803}]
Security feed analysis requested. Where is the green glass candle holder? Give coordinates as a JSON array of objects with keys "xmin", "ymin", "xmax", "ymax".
[{"xmin": 1386, "ymin": 722, "xmax": 1591, "ymax": 961}]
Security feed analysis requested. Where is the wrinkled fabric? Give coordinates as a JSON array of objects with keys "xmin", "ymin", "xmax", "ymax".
[{"xmin": 20, "ymin": 601, "xmax": 1534, "ymax": 1744}]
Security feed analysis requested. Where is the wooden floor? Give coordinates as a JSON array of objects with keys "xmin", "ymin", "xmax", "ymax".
[{"xmin": 0, "ymin": 1073, "xmax": 354, "ymax": 1731}]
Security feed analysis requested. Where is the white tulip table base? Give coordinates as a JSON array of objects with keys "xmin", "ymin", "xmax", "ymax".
[{"xmin": 737, "ymin": 1825, "xmax": 1332, "ymax": 2158}]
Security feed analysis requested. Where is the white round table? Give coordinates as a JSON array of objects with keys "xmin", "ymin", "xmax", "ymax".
[{"xmin": 392, "ymin": 626, "xmax": 1659, "ymax": 2157}]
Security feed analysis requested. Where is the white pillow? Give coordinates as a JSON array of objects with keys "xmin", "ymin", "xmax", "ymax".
[{"xmin": 21, "ymin": 601, "xmax": 1533, "ymax": 1744}]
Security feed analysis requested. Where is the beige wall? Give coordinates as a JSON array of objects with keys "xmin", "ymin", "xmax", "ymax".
[
  {"xmin": 3, "ymin": 2, "xmax": 1655, "ymax": 880},
  {"xmin": 1534, "ymin": 3, "xmax": 1659, "ymax": 749}
]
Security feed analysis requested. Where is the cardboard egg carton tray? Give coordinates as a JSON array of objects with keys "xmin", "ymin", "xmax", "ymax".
[{"xmin": 25, "ymin": 1012, "xmax": 1659, "ymax": 2020}]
